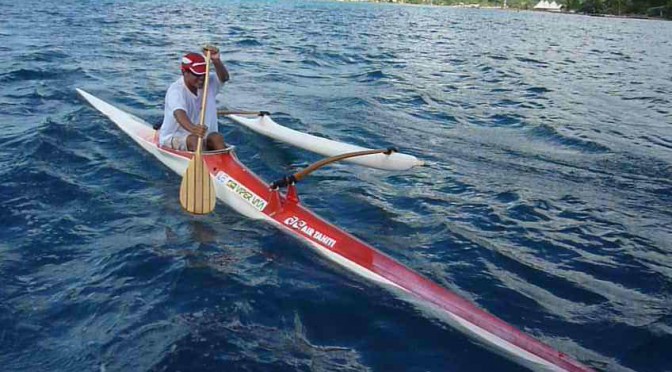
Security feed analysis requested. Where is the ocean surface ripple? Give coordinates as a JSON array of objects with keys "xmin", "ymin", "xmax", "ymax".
[{"xmin": 1, "ymin": 1, "xmax": 671, "ymax": 371}]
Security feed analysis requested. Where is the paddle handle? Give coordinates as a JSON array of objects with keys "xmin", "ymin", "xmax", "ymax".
[{"xmin": 196, "ymin": 49, "xmax": 212, "ymax": 154}]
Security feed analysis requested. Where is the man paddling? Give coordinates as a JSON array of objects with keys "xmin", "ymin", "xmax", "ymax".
[{"xmin": 159, "ymin": 46, "xmax": 229, "ymax": 151}]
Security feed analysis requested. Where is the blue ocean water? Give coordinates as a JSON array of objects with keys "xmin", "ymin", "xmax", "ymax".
[{"xmin": 1, "ymin": 0, "xmax": 671, "ymax": 371}]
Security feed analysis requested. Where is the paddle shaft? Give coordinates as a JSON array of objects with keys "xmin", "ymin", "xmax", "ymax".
[{"xmin": 196, "ymin": 50, "xmax": 212, "ymax": 152}]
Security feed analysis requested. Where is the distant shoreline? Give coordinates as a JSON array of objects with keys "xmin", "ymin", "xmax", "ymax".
[
  {"xmin": 488, "ymin": 7, "xmax": 672, "ymax": 22},
  {"xmin": 333, "ymin": 0, "xmax": 672, "ymax": 21}
]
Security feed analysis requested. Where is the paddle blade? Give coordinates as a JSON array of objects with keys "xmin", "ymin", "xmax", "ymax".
[{"xmin": 179, "ymin": 153, "xmax": 216, "ymax": 214}]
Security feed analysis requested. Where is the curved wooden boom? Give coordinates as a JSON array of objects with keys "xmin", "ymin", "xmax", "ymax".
[{"xmin": 270, "ymin": 148, "xmax": 397, "ymax": 189}]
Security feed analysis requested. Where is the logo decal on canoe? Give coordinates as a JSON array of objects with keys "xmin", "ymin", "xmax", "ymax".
[
  {"xmin": 284, "ymin": 216, "xmax": 337, "ymax": 248},
  {"xmin": 215, "ymin": 171, "xmax": 267, "ymax": 212}
]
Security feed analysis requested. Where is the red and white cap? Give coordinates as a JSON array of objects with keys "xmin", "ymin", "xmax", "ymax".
[{"xmin": 181, "ymin": 53, "xmax": 206, "ymax": 75}]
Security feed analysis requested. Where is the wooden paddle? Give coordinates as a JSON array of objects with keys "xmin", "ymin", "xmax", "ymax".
[{"xmin": 179, "ymin": 49, "xmax": 216, "ymax": 215}]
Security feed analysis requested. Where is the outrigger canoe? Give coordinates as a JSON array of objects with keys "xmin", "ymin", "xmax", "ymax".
[{"xmin": 77, "ymin": 88, "xmax": 592, "ymax": 371}]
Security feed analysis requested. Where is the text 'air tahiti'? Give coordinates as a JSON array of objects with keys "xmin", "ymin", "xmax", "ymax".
[{"xmin": 284, "ymin": 216, "xmax": 337, "ymax": 248}]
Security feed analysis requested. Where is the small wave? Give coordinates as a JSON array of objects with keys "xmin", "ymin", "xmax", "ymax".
[
  {"xmin": 495, "ymin": 191, "xmax": 520, "ymax": 204},
  {"xmin": 527, "ymin": 124, "xmax": 611, "ymax": 154},
  {"xmin": 489, "ymin": 55, "xmax": 509, "ymax": 61},
  {"xmin": 639, "ymin": 135, "xmax": 672, "ymax": 150},
  {"xmin": 299, "ymin": 59, "xmax": 323, "ymax": 68},
  {"xmin": 493, "ymin": 98, "xmax": 523, "ymax": 109},
  {"xmin": 358, "ymin": 70, "xmax": 387, "ymax": 82},
  {"xmin": 0, "ymin": 67, "xmax": 84, "ymax": 83},
  {"xmin": 161, "ymin": 310, "xmax": 370, "ymax": 371},
  {"xmin": 488, "ymin": 113, "xmax": 525, "ymax": 128},
  {"xmin": 426, "ymin": 111, "xmax": 459, "ymax": 124},
  {"xmin": 5, "ymin": 85, "xmax": 75, "ymax": 102},
  {"xmin": 515, "ymin": 56, "xmax": 549, "ymax": 67},
  {"xmin": 526, "ymin": 86, "xmax": 552, "ymax": 94},
  {"xmin": 364, "ymin": 51, "xmax": 398, "ymax": 62},
  {"xmin": 322, "ymin": 51, "xmax": 361, "ymax": 65},
  {"xmin": 25, "ymin": 49, "xmax": 70, "ymax": 62},
  {"xmin": 236, "ymin": 39, "xmax": 262, "ymax": 47},
  {"xmin": 3, "ymin": 164, "xmax": 94, "ymax": 212},
  {"xmin": 490, "ymin": 88, "xmax": 513, "ymax": 94},
  {"xmin": 507, "ymin": 203, "xmax": 552, "ymax": 222},
  {"xmin": 330, "ymin": 96, "xmax": 373, "ymax": 111},
  {"xmin": 286, "ymin": 71, "xmax": 329, "ymax": 80},
  {"xmin": 376, "ymin": 94, "xmax": 429, "ymax": 108},
  {"xmin": 449, "ymin": 57, "xmax": 467, "ymax": 65},
  {"xmin": 228, "ymin": 25, "xmax": 245, "ymax": 33}
]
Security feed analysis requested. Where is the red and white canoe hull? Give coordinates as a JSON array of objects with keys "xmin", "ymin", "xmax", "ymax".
[{"xmin": 77, "ymin": 89, "xmax": 592, "ymax": 371}]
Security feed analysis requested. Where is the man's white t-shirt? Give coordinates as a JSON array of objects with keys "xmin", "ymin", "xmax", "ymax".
[{"xmin": 159, "ymin": 73, "xmax": 222, "ymax": 147}]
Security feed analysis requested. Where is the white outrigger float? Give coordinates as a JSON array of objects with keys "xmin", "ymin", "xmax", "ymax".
[
  {"xmin": 78, "ymin": 88, "xmax": 593, "ymax": 372},
  {"xmin": 222, "ymin": 111, "xmax": 423, "ymax": 171}
]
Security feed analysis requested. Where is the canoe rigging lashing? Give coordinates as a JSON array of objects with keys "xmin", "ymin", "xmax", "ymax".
[{"xmin": 77, "ymin": 87, "xmax": 594, "ymax": 371}]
